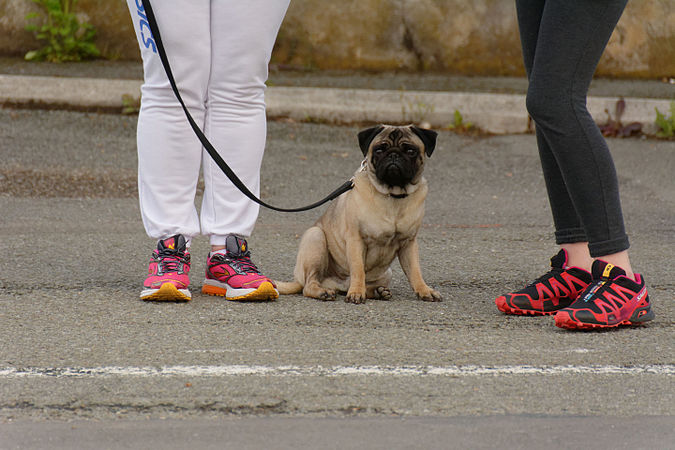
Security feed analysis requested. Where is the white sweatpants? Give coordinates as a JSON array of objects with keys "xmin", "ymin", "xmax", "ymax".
[{"xmin": 126, "ymin": 0, "xmax": 289, "ymax": 246}]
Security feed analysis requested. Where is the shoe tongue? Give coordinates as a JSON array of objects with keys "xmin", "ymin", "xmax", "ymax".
[
  {"xmin": 225, "ymin": 235, "xmax": 249, "ymax": 257},
  {"xmin": 591, "ymin": 260, "xmax": 626, "ymax": 280},
  {"xmin": 550, "ymin": 249, "xmax": 567, "ymax": 269},
  {"xmin": 159, "ymin": 234, "xmax": 187, "ymax": 253}
]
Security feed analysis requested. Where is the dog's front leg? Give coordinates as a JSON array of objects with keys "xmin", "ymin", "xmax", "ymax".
[
  {"xmin": 398, "ymin": 237, "xmax": 442, "ymax": 302},
  {"xmin": 345, "ymin": 237, "xmax": 367, "ymax": 304}
]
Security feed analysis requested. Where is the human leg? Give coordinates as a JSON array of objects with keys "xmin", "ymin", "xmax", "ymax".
[
  {"xmin": 526, "ymin": 0, "xmax": 643, "ymax": 283},
  {"xmin": 496, "ymin": 0, "xmax": 639, "ymax": 316},
  {"xmin": 200, "ymin": 0, "xmax": 291, "ymax": 246},
  {"xmin": 495, "ymin": 1, "xmax": 588, "ymax": 315},
  {"xmin": 126, "ymin": 0, "xmax": 211, "ymax": 300},
  {"xmin": 513, "ymin": 0, "xmax": 653, "ymax": 328},
  {"xmin": 199, "ymin": 0, "xmax": 290, "ymax": 300},
  {"xmin": 515, "ymin": 0, "xmax": 590, "ymax": 264},
  {"xmin": 127, "ymin": 0, "xmax": 211, "ymax": 242},
  {"xmin": 524, "ymin": 0, "xmax": 630, "ymax": 259}
]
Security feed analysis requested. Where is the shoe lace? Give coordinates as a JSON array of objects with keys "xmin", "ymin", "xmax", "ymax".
[
  {"xmin": 156, "ymin": 249, "xmax": 190, "ymax": 273},
  {"xmin": 578, "ymin": 279, "xmax": 610, "ymax": 303},
  {"xmin": 527, "ymin": 268, "xmax": 563, "ymax": 287},
  {"xmin": 212, "ymin": 253, "xmax": 261, "ymax": 275}
]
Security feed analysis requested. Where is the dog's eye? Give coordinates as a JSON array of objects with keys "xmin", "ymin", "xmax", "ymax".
[
  {"xmin": 374, "ymin": 145, "xmax": 388, "ymax": 154},
  {"xmin": 404, "ymin": 146, "xmax": 418, "ymax": 156}
]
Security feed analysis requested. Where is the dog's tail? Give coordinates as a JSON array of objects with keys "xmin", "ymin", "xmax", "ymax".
[{"xmin": 275, "ymin": 280, "xmax": 303, "ymax": 295}]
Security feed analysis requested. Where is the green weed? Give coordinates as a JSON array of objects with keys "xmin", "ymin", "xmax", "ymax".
[
  {"xmin": 121, "ymin": 94, "xmax": 140, "ymax": 115},
  {"xmin": 25, "ymin": 0, "xmax": 100, "ymax": 62},
  {"xmin": 446, "ymin": 110, "xmax": 474, "ymax": 133},
  {"xmin": 654, "ymin": 101, "xmax": 675, "ymax": 139}
]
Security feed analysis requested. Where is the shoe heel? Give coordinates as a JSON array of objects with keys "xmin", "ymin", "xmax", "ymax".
[
  {"xmin": 628, "ymin": 305, "xmax": 655, "ymax": 324},
  {"xmin": 202, "ymin": 283, "xmax": 228, "ymax": 297}
]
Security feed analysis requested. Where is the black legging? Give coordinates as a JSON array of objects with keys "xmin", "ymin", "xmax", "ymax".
[{"xmin": 516, "ymin": 0, "xmax": 629, "ymax": 257}]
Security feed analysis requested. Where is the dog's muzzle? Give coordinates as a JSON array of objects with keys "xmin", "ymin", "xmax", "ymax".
[{"xmin": 376, "ymin": 152, "xmax": 415, "ymax": 187}]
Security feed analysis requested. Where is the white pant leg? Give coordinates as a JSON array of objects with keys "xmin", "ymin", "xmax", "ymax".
[
  {"xmin": 126, "ymin": 0, "xmax": 211, "ymax": 242},
  {"xmin": 201, "ymin": 0, "xmax": 290, "ymax": 246}
]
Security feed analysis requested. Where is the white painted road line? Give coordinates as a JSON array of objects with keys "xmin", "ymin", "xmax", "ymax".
[{"xmin": 0, "ymin": 365, "xmax": 673, "ymax": 378}]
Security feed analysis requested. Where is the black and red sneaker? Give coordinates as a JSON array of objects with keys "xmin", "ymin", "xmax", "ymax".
[
  {"xmin": 495, "ymin": 249, "xmax": 592, "ymax": 316},
  {"xmin": 555, "ymin": 260, "xmax": 654, "ymax": 330}
]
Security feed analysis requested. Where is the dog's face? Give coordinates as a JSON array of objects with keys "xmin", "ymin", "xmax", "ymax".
[{"xmin": 358, "ymin": 125, "xmax": 437, "ymax": 189}]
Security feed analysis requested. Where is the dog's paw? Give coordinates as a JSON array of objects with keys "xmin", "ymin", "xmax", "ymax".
[
  {"xmin": 318, "ymin": 290, "xmax": 337, "ymax": 301},
  {"xmin": 375, "ymin": 286, "xmax": 392, "ymax": 300},
  {"xmin": 416, "ymin": 288, "xmax": 442, "ymax": 302},
  {"xmin": 304, "ymin": 283, "xmax": 336, "ymax": 301},
  {"xmin": 345, "ymin": 291, "xmax": 367, "ymax": 304}
]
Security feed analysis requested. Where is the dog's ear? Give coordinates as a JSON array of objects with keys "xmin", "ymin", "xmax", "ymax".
[
  {"xmin": 358, "ymin": 125, "xmax": 385, "ymax": 156},
  {"xmin": 411, "ymin": 126, "xmax": 438, "ymax": 157}
]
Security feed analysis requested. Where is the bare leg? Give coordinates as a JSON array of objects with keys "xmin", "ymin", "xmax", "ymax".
[
  {"xmin": 562, "ymin": 242, "xmax": 634, "ymax": 280},
  {"xmin": 596, "ymin": 250, "xmax": 634, "ymax": 280}
]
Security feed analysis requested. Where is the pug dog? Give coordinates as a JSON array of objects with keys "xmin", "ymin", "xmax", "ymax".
[{"xmin": 276, "ymin": 124, "xmax": 442, "ymax": 304}]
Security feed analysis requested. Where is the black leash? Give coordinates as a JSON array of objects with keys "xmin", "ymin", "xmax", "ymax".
[{"xmin": 141, "ymin": 0, "xmax": 353, "ymax": 212}]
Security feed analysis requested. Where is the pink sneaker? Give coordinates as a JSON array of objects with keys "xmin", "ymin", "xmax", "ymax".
[
  {"xmin": 140, "ymin": 234, "xmax": 191, "ymax": 301},
  {"xmin": 202, "ymin": 235, "xmax": 278, "ymax": 301}
]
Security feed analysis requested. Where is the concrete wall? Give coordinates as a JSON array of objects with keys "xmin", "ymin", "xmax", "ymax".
[{"xmin": 1, "ymin": 0, "xmax": 673, "ymax": 78}]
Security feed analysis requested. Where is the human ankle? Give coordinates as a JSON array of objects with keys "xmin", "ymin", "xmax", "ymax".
[
  {"xmin": 560, "ymin": 243, "xmax": 593, "ymax": 272},
  {"xmin": 595, "ymin": 251, "xmax": 636, "ymax": 281}
]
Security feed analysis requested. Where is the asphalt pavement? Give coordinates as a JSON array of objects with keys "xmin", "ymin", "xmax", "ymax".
[{"xmin": 0, "ymin": 59, "xmax": 673, "ymax": 448}]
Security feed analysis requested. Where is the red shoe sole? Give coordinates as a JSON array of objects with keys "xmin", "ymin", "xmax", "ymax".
[
  {"xmin": 495, "ymin": 296, "xmax": 555, "ymax": 316},
  {"xmin": 555, "ymin": 311, "xmax": 635, "ymax": 330}
]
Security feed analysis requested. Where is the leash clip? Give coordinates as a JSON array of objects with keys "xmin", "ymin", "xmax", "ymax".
[
  {"xmin": 349, "ymin": 158, "xmax": 368, "ymax": 184},
  {"xmin": 358, "ymin": 158, "xmax": 368, "ymax": 173}
]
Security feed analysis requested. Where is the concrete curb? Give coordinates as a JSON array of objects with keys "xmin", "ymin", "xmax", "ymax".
[
  {"xmin": 0, "ymin": 75, "xmax": 139, "ymax": 109},
  {"xmin": 1, "ymin": 74, "xmax": 671, "ymax": 134}
]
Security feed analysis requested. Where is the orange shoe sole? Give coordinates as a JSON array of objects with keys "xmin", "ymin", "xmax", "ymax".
[
  {"xmin": 140, "ymin": 283, "xmax": 191, "ymax": 302},
  {"xmin": 202, "ymin": 281, "xmax": 278, "ymax": 301}
]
